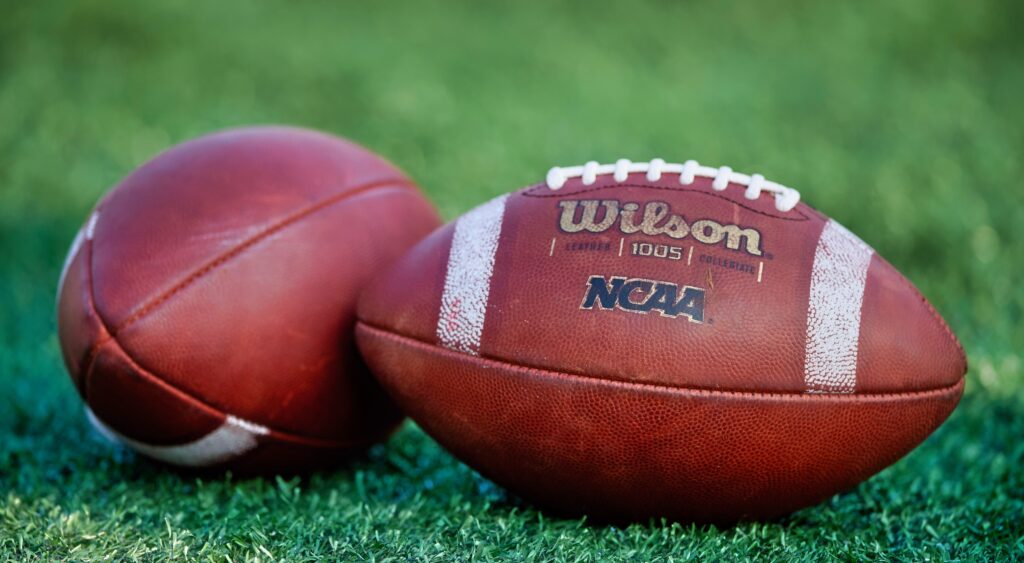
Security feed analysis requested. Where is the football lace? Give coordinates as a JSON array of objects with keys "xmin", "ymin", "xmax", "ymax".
[{"xmin": 545, "ymin": 159, "xmax": 801, "ymax": 212}]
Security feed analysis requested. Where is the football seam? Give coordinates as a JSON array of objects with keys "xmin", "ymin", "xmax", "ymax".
[
  {"xmin": 82, "ymin": 177, "xmax": 415, "ymax": 384},
  {"xmin": 357, "ymin": 321, "xmax": 966, "ymax": 400},
  {"xmin": 521, "ymin": 182, "xmax": 811, "ymax": 222},
  {"xmin": 111, "ymin": 178, "xmax": 417, "ymax": 334},
  {"xmin": 88, "ymin": 333, "xmax": 380, "ymax": 449},
  {"xmin": 79, "ymin": 235, "xmax": 113, "ymax": 403},
  {"xmin": 77, "ymin": 181, "xmax": 420, "ymax": 449},
  {"xmin": 877, "ymin": 256, "xmax": 968, "ymax": 374}
]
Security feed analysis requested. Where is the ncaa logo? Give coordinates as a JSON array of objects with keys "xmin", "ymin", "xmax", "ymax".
[{"xmin": 580, "ymin": 275, "xmax": 705, "ymax": 323}]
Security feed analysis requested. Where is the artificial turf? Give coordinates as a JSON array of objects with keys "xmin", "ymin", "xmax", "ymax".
[{"xmin": 1, "ymin": 0, "xmax": 1022, "ymax": 559}]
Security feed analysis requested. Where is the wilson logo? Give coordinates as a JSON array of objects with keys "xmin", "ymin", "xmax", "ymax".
[
  {"xmin": 558, "ymin": 199, "xmax": 764, "ymax": 256},
  {"xmin": 580, "ymin": 275, "xmax": 705, "ymax": 323}
]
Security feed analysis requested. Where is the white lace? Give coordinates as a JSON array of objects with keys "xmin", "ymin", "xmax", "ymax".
[{"xmin": 545, "ymin": 159, "xmax": 801, "ymax": 212}]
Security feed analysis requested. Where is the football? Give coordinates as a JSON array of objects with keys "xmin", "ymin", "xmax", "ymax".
[
  {"xmin": 57, "ymin": 126, "xmax": 441, "ymax": 473},
  {"xmin": 356, "ymin": 158, "xmax": 967, "ymax": 522}
]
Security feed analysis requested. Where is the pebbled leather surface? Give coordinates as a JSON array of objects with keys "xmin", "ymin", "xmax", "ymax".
[
  {"xmin": 357, "ymin": 171, "xmax": 967, "ymax": 521},
  {"xmin": 57, "ymin": 126, "xmax": 441, "ymax": 472},
  {"xmin": 357, "ymin": 323, "xmax": 963, "ymax": 523}
]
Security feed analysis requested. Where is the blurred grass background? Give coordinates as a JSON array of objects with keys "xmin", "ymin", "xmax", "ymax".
[{"xmin": 1, "ymin": 0, "xmax": 1022, "ymax": 559}]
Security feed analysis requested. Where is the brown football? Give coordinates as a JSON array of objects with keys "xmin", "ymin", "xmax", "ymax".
[
  {"xmin": 57, "ymin": 126, "xmax": 440, "ymax": 473},
  {"xmin": 356, "ymin": 158, "xmax": 966, "ymax": 523}
]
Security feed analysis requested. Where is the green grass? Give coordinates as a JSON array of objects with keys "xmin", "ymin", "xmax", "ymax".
[{"xmin": 2, "ymin": 0, "xmax": 1023, "ymax": 559}]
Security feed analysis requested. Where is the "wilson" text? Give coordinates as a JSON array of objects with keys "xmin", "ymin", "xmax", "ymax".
[{"xmin": 558, "ymin": 199, "xmax": 763, "ymax": 256}]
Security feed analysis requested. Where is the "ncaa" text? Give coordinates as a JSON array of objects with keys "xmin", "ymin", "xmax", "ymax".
[{"xmin": 580, "ymin": 275, "xmax": 705, "ymax": 323}]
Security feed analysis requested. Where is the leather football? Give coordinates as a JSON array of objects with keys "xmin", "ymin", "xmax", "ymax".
[
  {"xmin": 356, "ymin": 158, "xmax": 966, "ymax": 522},
  {"xmin": 57, "ymin": 126, "xmax": 440, "ymax": 473}
]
